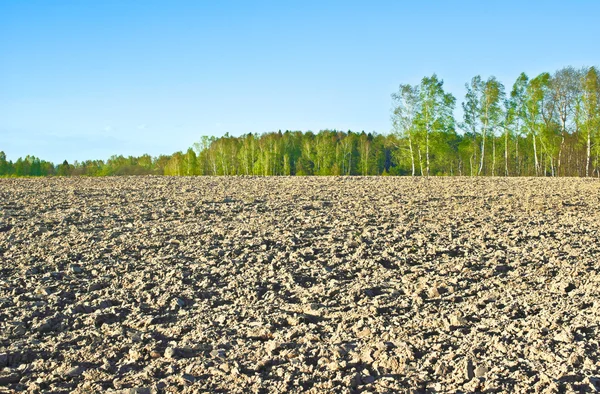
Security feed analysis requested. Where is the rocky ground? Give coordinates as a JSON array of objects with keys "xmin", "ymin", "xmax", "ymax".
[{"xmin": 1, "ymin": 176, "xmax": 599, "ymax": 393}]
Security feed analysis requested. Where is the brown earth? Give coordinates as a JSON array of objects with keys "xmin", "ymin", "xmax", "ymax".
[{"xmin": 1, "ymin": 176, "xmax": 599, "ymax": 393}]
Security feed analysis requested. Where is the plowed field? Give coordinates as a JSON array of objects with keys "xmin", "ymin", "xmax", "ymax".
[{"xmin": 1, "ymin": 177, "xmax": 599, "ymax": 393}]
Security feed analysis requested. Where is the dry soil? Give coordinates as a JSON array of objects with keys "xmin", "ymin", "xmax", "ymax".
[{"xmin": 1, "ymin": 177, "xmax": 600, "ymax": 393}]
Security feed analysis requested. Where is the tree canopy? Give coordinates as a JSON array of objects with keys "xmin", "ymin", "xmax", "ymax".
[{"xmin": 2, "ymin": 65, "xmax": 599, "ymax": 177}]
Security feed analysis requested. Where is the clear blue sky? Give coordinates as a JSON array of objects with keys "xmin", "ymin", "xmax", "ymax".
[{"xmin": 1, "ymin": 0, "xmax": 599, "ymax": 163}]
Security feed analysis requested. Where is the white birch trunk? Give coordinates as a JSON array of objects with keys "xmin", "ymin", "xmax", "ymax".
[
  {"xmin": 408, "ymin": 135, "xmax": 415, "ymax": 177},
  {"xmin": 532, "ymin": 133, "xmax": 539, "ymax": 176},
  {"xmin": 504, "ymin": 126, "xmax": 509, "ymax": 176},
  {"xmin": 587, "ymin": 128, "xmax": 591, "ymax": 177}
]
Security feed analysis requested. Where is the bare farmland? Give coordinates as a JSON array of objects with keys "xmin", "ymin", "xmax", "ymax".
[{"xmin": 1, "ymin": 177, "xmax": 599, "ymax": 393}]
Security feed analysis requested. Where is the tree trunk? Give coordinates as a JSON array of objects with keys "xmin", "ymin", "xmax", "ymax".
[
  {"xmin": 210, "ymin": 152, "xmax": 218, "ymax": 175},
  {"xmin": 515, "ymin": 137, "xmax": 519, "ymax": 176},
  {"xmin": 348, "ymin": 153, "xmax": 352, "ymax": 176},
  {"xmin": 251, "ymin": 139, "xmax": 255, "ymax": 175},
  {"xmin": 408, "ymin": 135, "xmax": 415, "ymax": 177},
  {"xmin": 557, "ymin": 135, "xmax": 565, "ymax": 177},
  {"xmin": 532, "ymin": 133, "xmax": 539, "ymax": 176},
  {"xmin": 479, "ymin": 121, "xmax": 487, "ymax": 176},
  {"xmin": 472, "ymin": 137, "xmax": 477, "ymax": 177},
  {"xmin": 426, "ymin": 130, "xmax": 430, "ymax": 177},
  {"xmin": 594, "ymin": 146, "xmax": 600, "ymax": 178},
  {"xmin": 469, "ymin": 156, "xmax": 473, "ymax": 177},
  {"xmin": 504, "ymin": 127, "xmax": 509, "ymax": 176},
  {"xmin": 586, "ymin": 128, "xmax": 591, "ymax": 177},
  {"xmin": 492, "ymin": 136, "xmax": 496, "ymax": 176}
]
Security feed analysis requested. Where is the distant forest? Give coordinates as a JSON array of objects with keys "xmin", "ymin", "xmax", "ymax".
[{"xmin": 2, "ymin": 66, "xmax": 599, "ymax": 177}]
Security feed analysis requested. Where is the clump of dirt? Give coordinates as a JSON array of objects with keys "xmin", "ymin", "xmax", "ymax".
[{"xmin": 1, "ymin": 176, "xmax": 599, "ymax": 393}]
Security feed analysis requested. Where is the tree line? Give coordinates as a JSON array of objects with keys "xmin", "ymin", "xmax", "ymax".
[
  {"xmin": 1, "ymin": 65, "xmax": 598, "ymax": 177},
  {"xmin": 391, "ymin": 66, "xmax": 600, "ymax": 177}
]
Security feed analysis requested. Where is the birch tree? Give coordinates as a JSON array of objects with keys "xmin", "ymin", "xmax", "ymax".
[
  {"xmin": 508, "ymin": 73, "xmax": 529, "ymax": 175},
  {"xmin": 524, "ymin": 73, "xmax": 549, "ymax": 176},
  {"xmin": 480, "ymin": 77, "xmax": 505, "ymax": 176},
  {"xmin": 581, "ymin": 66, "xmax": 600, "ymax": 176},
  {"xmin": 391, "ymin": 84, "xmax": 420, "ymax": 176},
  {"xmin": 462, "ymin": 76, "xmax": 482, "ymax": 176},
  {"xmin": 551, "ymin": 67, "xmax": 582, "ymax": 175},
  {"xmin": 461, "ymin": 76, "xmax": 504, "ymax": 175},
  {"xmin": 417, "ymin": 75, "xmax": 455, "ymax": 176}
]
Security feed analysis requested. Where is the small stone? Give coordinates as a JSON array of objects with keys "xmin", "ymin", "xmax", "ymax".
[
  {"xmin": 164, "ymin": 347, "xmax": 177, "ymax": 359},
  {"xmin": 360, "ymin": 349, "xmax": 374, "ymax": 364},
  {"xmin": 434, "ymin": 362, "xmax": 448, "ymax": 376},
  {"xmin": 265, "ymin": 341, "xmax": 280, "ymax": 356},
  {"xmin": 66, "ymin": 366, "xmax": 84, "ymax": 377},
  {"xmin": 37, "ymin": 287, "xmax": 54, "ymax": 296},
  {"xmin": 357, "ymin": 328, "xmax": 372, "ymax": 338},
  {"xmin": 450, "ymin": 314, "xmax": 468, "ymax": 326},
  {"xmin": 88, "ymin": 282, "xmax": 105, "ymax": 292},
  {"xmin": 428, "ymin": 286, "xmax": 441, "ymax": 298},
  {"xmin": 554, "ymin": 330, "xmax": 574, "ymax": 343},
  {"xmin": 494, "ymin": 342, "xmax": 507, "ymax": 353},
  {"xmin": 128, "ymin": 348, "xmax": 142, "ymax": 361},
  {"xmin": 247, "ymin": 327, "xmax": 271, "ymax": 340},
  {"xmin": 181, "ymin": 373, "xmax": 195, "ymax": 383},
  {"xmin": 474, "ymin": 365, "xmax": 488, "ymax": 377},
  {"xmin": 387, "ymin": 356, "xmax": 403, "ymax": 374},
  {"xmin": 70, "ymin": 264, "xmax": 82, "ymax": 274}
]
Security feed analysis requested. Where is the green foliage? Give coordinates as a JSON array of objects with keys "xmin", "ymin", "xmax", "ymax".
[{"xmin": 2, "ymin": 65, "xmax": 599, "ymax": 178}]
